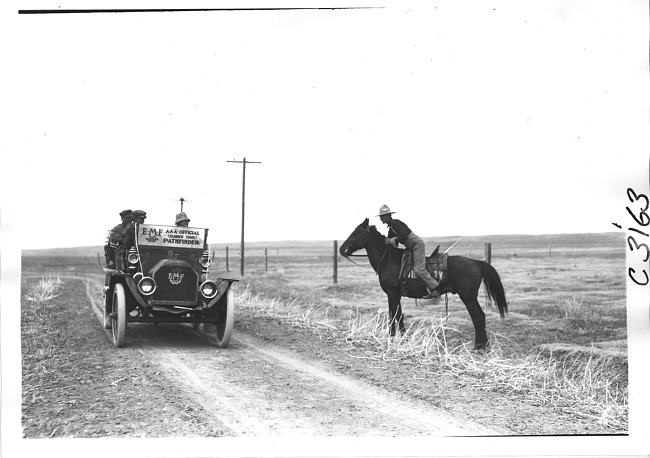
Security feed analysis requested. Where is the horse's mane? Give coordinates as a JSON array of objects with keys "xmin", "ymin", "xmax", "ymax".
[
  {"xmin": 368, "ymin": 225, "xmax": 382, "ymax": 238},
  {"xmin": 368, "ymin": 224, "xmax": 404, "ymax": 254}
]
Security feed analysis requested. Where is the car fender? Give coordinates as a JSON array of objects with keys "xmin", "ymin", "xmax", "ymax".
[
  {"xmin": 205, "ymin": 278, "xmax": 238, "ymax": 310},
  {"xmin": 122, "ymin": 275, "xmax": 150, "ymax": 309}
]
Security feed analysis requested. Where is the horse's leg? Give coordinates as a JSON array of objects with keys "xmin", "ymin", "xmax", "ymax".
[
  {"xmin": 386, "ymin": 289, "xmax": 404, "ymax": 337},
  {"xmin": 386, "ymin": 293, "xmax": 397, "ymax": 337},
  {"xmin": 459, "ymin": 293, "xmax": 488, "ymax": 350},
  {"xmin": 395, "ymin": 301, "xmax": 406, "ymax": 335}
]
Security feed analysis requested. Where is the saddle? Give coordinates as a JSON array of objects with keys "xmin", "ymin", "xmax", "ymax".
[{"xmin": 399, "ymin": 246, "xmax": 448, "ymax": 297}]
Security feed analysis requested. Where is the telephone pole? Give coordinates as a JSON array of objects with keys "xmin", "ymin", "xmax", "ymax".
[{"xmin": 227, "ymin": 157, "xmax": 261, "ymax": 276}]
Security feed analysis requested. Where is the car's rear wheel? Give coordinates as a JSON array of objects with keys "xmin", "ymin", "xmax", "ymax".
[
  {"xmin": 111, "ymin": 283, "xmax": 127, "ymax": 348},
  {"xmin": 215, "ymin": 287, "xmax": 234, "ymax": 348}
]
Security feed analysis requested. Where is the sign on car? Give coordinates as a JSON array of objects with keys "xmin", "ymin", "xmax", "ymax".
[{"xmin": 137, "ymin": 224, "xmax": 207, "ymax": 248}]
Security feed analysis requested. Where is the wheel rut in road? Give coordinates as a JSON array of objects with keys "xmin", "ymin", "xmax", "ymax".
[{"xmin": 128, "ymin": 326, "xmax": 500, "ymax": 437}]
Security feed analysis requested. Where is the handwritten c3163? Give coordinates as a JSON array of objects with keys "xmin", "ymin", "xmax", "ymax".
[{"xmin": 613, "ymin": 187, "xmax": 649, "ymax": 286}]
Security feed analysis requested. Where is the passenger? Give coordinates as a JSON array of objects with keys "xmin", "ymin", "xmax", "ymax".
[
  {"xmin": 109, "ymin": 209, "xmax": 133, "ymax": 244},
  {"xmin": 175, "ymin": 212, "xmax": 190, "ymax": 227},
  {"xmin": 105, "ymin": 209, "xmax": 132, "ymax": 268},
  {"xmin": 123, "ymin": 210, "xmax": 147, "ymax": 250}
]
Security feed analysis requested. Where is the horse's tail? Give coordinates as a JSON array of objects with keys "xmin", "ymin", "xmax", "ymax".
[{"xmin": 478, "ymin": 260, "xmax": 508, "ymax": 318}]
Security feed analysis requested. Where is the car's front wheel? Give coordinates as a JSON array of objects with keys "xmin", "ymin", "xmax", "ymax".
[
  {"xmin": 103, "ymin": 291, "xmax": 111, "ymax": 330},
  {"xmin": 111, "ymin": 283, "xmax": 127, "ymax": 348},
  {"xmin": 215, "ymin": 287, "xmax": 234, "ymax": 348}
]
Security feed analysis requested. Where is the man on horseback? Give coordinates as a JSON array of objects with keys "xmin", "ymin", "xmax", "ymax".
[{"xmin": 377, "ymin": 204, "xmax": 440, "ymax": 299}]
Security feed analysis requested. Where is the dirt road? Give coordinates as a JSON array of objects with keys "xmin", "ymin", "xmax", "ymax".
[
  {"xmin": 26, "ymin": 267, "xmax": 629, "ymax": 442},
  {"xmin": 23, "ymin": 268, "xmax": 625, "ymax": 441},
  {"xmin": 75, "ymin": 273, "xmax": 501, "ymax": 437}
]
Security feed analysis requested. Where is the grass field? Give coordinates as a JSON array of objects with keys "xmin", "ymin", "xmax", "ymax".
[
  {"xmin": 21, "ymin": 231, "xmax": 628, "ymax": 432},
  {"xmin": 211, "ymin": 233, "xmax": 627, "ymax": 349}
]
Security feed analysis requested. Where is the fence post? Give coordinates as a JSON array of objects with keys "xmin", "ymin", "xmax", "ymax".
[
  {"xmin": 333, "ymin": 240, "xmax": 338, "ymax": 284},
  {"xmin": 265, "ymin": 248, "xmax": 268, "ymax": 274},
  {"xmin": 97, "ymin": 253, "xmax": 101, "ymax": 267},
  {"xmin": 226, "ymin": 246, "xmax": 229, "ymax": 272}
]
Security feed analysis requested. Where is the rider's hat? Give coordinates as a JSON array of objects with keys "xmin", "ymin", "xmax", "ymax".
[
  {"xmin": 175, "ymin": 212, "xmax": 190, "ymax": 224},
  {"xmin": 119, "ymin": 209, "xmax": 132, "ymax": 218},
  {"xmin": 132, "ymin": 210, "xmax": 147, "ymax": 219},
  {"xmin": 376, "ymin": 204, "xmax": 395, "ymax": 216}
]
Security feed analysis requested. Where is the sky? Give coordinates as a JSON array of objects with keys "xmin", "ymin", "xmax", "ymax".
[{"xmin": 1, "ymin": 0, "xmax": 648, "ymax": 249}]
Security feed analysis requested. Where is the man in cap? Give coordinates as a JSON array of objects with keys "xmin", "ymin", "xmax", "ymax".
[
  {"xmin": 104, "ymin": 209, "xmax": 132, "ymax": 268},
  {"xmin": 377, "ymin": 204, "xmax": 440, "ymax": 299},
  {"xmin": 123, "ymin": 210, "xmax": 147, "ymax": 250},
  {"xmin": 175, "ymin": 212, "xmax": 190, "ymax": 227},
  {"xmin": 109, "ymin": 209, "xmax": 133, "ymax": 244}
]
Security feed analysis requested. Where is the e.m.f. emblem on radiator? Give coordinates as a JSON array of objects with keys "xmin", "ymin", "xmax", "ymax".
[{"xmin": 168, "ymin": 271, "xmax": 184, "ymax": 285}]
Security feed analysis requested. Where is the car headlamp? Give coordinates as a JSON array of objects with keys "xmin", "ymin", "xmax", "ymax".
[
  {"xmin": 127, "ymin": 251, "xmax": 140, "ymax": 264},
  {"xmin": 200, "ymin": 251, "xmax": 211, "ymax": 268},
  {"xmin": 200, "ymin": 280, "xmax": 218, "ymax": 299},
  {"xmin": 138, "ymin": 277, "xmax": 157, "ymax": 296}
]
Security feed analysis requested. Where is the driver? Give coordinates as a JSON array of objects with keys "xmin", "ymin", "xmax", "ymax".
[
  {"xmin": 378, "ymin": 204, "xmax": 440, "ymax": 299},
  {"xmin": 175, "ymin": 212, "xmax": 190, "ymax": 227}
]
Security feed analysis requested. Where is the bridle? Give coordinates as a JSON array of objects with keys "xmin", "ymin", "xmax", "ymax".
[
  {"xmin": 341, "ymin": 225, "xmax": 371, "ymax": 267},
  {"xmin": 341, "ymin": 224, "xmax": 388, "ymax": 273}
]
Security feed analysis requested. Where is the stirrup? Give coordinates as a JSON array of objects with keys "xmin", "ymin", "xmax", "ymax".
[{"xmin": 424, "ymin": 289, "xmax": 440, "ymax": 300}]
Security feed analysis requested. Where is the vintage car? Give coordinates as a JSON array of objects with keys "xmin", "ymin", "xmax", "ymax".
[{"xmin": 103, "ymin": 223, "xmax": 237, "ymax": 348}]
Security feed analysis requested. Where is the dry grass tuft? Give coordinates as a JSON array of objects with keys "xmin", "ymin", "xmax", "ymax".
[
  {"xmin": 22, "ymin": 275, "xmax": 64, "ymax": 364},
  {"xmin": 24, "ymin": 275, "xmax": 62, "ymax": 303},
  {"xmin": 559, "ymin": 296, "xmax": 586, "ymax": 318},
  {"xmin": 235, "ymin": 286, "xmax": 628, "ymax": 432}
]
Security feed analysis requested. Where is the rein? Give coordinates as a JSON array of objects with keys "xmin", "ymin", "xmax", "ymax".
[
  {"xmin": 343, "ymin": 254, "xmax": 369, "ymax": 267},
  {"xmin": 376, "ymin": 246, "xmax": 389, "ymax": 276}
]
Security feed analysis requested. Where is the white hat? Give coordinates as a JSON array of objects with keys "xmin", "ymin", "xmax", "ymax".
[{"xmin": 377, "ymin": 204, "xmax": 395, "ymax": 216}]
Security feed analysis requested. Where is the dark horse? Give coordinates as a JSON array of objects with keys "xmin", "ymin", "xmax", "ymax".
[{"xmin": 339, "ymin": 218, "xmax": 508, "ymax": 349}]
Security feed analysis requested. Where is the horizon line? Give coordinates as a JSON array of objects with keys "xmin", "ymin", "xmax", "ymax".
[{"xmin": 21, "ymin": 231, "xmax": 624, "ymax": 252}]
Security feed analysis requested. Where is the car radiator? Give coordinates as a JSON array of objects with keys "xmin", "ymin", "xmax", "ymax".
[{"xmin": 151, "ymin": 264, "xmax": 199, "ymax": 305}]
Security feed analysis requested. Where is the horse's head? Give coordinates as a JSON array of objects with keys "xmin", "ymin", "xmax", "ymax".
[{"xmin": 339, "ymin": 218, "xmax": 370, "ymax": 258}]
